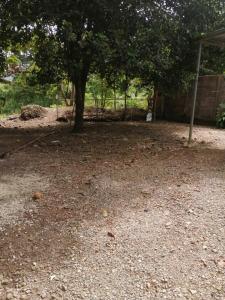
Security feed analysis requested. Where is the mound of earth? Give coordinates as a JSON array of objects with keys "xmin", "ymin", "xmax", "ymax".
[
  {"xmin": 20, "ymin": 105, "xmax": 47, "ymax": 120},
  {"xmin": 83, "ymin": 107, "xmax": 147, "ymax": 121}
]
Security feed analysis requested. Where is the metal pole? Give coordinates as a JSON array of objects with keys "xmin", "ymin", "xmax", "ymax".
[{"xmin": 188, "ymin": 42, "xmax": 202, "ymax": 144}]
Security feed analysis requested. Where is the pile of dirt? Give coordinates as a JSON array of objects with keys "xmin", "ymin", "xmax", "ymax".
[
  {"xmin": 62, "ymin": 107, "xmax": 147, "ymax": 123},
  {"xmin": 83, "ymin": 107, "xmax": 147, "ymax": 122},
  {"xmin": 20, "ymin": 105, "xmax": 47, "ymax": 121},
  {"xmin": 123, "ymin": 108, "xmax": 147, "ymax": 121}
]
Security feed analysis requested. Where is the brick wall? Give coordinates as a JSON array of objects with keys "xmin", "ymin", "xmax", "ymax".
[{"xmin": 158, "ymin": 75, "xmax": 225, "ymax": 123}]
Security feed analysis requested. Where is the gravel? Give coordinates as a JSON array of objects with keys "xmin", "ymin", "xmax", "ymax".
[{"xmin": 0, "ymin": 119, "xmax": 225, "ymax": 299}]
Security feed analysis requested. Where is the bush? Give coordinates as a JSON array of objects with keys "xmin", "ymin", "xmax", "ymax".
[
  {"xmin": 216, "ymin": 103, "xmax": 225, "ymax": 128},
  {"xmin": 0, "ymin": 75, "xmax": 58, "ymax": 115}
]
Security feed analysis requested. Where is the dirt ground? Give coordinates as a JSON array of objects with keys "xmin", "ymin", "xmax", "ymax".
[{"xmin": 0, "ymin": 109, "xmax": 225, "ymax": 300}]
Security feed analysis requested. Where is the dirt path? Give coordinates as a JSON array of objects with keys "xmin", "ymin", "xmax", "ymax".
[{"xmin": 0, "ymin": 116, "xmax": 225, "ymax": 300}]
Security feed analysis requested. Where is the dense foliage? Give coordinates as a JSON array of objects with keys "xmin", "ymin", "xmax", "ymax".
[{"xmin": 0, "ymin": 74, "xmax": 57, "ymax": 115}]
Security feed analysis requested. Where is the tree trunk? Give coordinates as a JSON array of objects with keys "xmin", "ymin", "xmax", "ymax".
[
  {"xmin": 72, "ymin": 63, "xmax": 89, "ymax": 132},
  {"xmin": 73, "ymin": 76, "xmax": 87, "ymax": 132},
  {"xmin": 101, "ymin": 79, "xmax": 105, "ymax": 109},
  {"xmin": 73, "ymin": 81, "xmax": 84, "ymax": 132},
  {"xmin": 153, "ymin": 88, "xmax": 159, "ymax": 122},
  {"xmin": 70, "ymin": 83, "xmax": 76, "ymax": 106},
  {"xmin": 60, "ymin": 81, "xmax": 71, "ymax": 107},
  {"xmin": 122, "ymin": 74, "xmax": 128, "ymax": 121},
  {"xmin": 113, "ymin": 85, "xmax": 117, "ymax": 111},
  {"xmin": 123, "ymin": 91, "xmax": 127, "ymax": 121}
]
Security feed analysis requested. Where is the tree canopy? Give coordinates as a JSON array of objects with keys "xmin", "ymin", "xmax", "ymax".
[{"xmin": 0, "ymin": 0, "xmax": 225, "ymax": 129}]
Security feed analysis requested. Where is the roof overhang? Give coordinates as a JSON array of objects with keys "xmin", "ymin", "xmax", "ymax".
[{"xmin": 201, "ymin": 28, "xmax": 225, "ymax": 48}]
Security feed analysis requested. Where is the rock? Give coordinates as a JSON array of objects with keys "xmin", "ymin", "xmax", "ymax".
[
  {"xmin": 200, "ymin": 259, "xmax": 207, "ymax": 267},
  {"xmin": 51, "ymin": 295, "xmax": 60, "ymax": 300},
  {"xmin": 0, "ymin": 152, "xmax": 7, "ymax": 160},
  {"xmin": 141, "ymin": 189, "xmax": 151, "ymax": 195},
  {"xmin": 20, "ymin": 105, "xmax": 47, "ymax": 121},
  {"xmin": 60, "ymin": 285, "xmax": 67, "ymax": 292},
  {"xmin": 102, "ymin": 209, "xmax": 108, "ymax": 218},
  {"xmin": 161, "ymin": 278, "xmax": 168, "ymax": 284},
  {"xmin": 31, "ymin": 262, "xmax": 37, "ymax": 271},
  {"xmin": 183, "ymin": 142, "xmax": 191, "ymax": 148},
  {"xmin": 7, "ymin": 115, "xmax": 18, "ymax": 121},
  {"xmin": 32, "ymin": 192, "xmax": 43, "ymax": 201},
  {"xmin": 165, "ymin": 222, "xmax": 172, "ymax": 229},
  {"xmin": 20, "ymin": 295, "xmax": 28, "ymax": 300},
  {"xmin": 2, "ymin": 279, "xmax": 9, "ymax": 286},
  {"xmin": 185, "ymin": 222, "xmax": 192, "ymax": 229},
  {"xmin": 6, "ymin": 293, "xmax": 13, "ymax": 300},
  {"xmin": 50, "ymin": 275, "xmax": 57, "ymax": 281},
  {"xmin": 217, "ymin": 258, "xmax": 225, "ymax": 268},
  {"xmin": 146, "ymin": 282, "xmax": 151, "ymax": 290},
  {"xmin": 56, "ymin": 117, "xmax": 68, "ymax": 123},
  {"xmin": 39, "ymin": 291, "xmax": 47, "ymax": 298},
  {"xmin": 84, "ymin": 177, "xmax": 92, "ymax": 185},
  {"xmin": 50, "ymin": 140, "xmax": 61, "ymax": 146},
  {"xmin": 107, "ymin": 232, "xmax": 115, "ymax": 239},
  {"xmin": 190, "ymin": 289, "xmax": 197, "ymax": 295}
]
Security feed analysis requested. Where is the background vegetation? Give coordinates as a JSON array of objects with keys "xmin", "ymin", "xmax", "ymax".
[{"xmin": 0, "ymin": 72, "xmax": 149, "ymax": 117}]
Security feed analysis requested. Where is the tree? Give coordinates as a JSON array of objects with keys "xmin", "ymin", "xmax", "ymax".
[
  {"xmin": 129, "ymin": 0, "xmax": 225, "ymax": 96},
  {"xmin": 0, "ymin": 0, "xmax": 143, "ymax": 131},
  {"xmin": 154, "ymin": 0, "xmax": 225, "ymax": 93},
  {"xmin": 0, "ymin": 51, "xmax": 5, "ymax": 76},
  {"xmin": 1, "ymin": 0, "xmax": 225, "ymax": 125}
]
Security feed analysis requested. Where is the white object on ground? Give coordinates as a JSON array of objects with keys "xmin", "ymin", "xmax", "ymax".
[{"xmin": 146, "ymin": 112, "xmax": 153, "ymax": 122}]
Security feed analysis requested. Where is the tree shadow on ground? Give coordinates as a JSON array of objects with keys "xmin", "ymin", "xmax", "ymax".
[{"xmin": 0, "ymin": 121, "xmax": 225, "ymax": 277}]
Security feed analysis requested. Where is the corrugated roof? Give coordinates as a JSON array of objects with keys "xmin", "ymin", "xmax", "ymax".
[{"xmin": 201, "ymin": 28, "xmax": 225, "ymax": 47}]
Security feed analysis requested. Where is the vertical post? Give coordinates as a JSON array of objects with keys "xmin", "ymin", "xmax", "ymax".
[
  {"xmin": 56, "ymin": 87, "xmax": 59, "ymax": 120},
  {"xmin": 153, "ymin": 89, "xmax": 158, "ymax": 122},
  {"xmin": 70, "ymin": 83, "xmax": 76, "ymax": 127},
  {"xmin": 188, "ymin": 42, "xmax": 202, "ymax": 144}
]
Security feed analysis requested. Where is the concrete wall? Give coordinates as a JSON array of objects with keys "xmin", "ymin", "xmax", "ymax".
[{"xmin": 158, "ymin": 75, "xmax": 225, "ymax": 123}]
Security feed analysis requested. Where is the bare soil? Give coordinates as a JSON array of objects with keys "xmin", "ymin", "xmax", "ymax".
[{"xmin": 0, "ymin": 109, "xmax": 225, "ymax": 300}]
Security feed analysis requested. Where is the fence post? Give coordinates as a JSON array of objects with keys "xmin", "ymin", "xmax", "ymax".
[{"xmin": 188, "ymin": 42, "xmax": 202, "ymax": 144}]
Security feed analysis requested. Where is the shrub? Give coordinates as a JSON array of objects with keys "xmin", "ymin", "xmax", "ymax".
[
  {"xmin": 216, "ymin": 103, "xmax": 225, "ymax": 128},
  {"xmin": 0, "ymin": 76, "xmax": 58, "ymax": 115}
]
